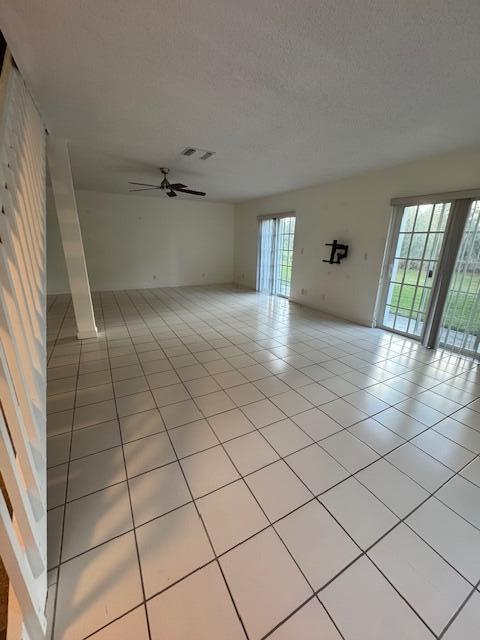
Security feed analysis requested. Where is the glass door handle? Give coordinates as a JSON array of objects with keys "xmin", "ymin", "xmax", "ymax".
[{"xmin": 428, "ymin": 270, "xmax": 434, "ymax": 278}]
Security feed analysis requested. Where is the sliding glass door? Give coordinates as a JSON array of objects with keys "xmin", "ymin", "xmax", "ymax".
[
  {"xmin": 439, "ymin": 200, "xmax": 480, "ymax": 356},
  {"xmin": 378, "ymin": 194, "xmax": 480, "ymax": 357},
  {"xmin": 380, "ymin": 202, "xmax": 451, "ymax": 338},
  {"xmin": 257, "ymin": 215, "xmax": 296, "ymax": 298}
]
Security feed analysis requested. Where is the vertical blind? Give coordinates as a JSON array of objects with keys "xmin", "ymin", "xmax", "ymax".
[{"xmin": 257, "ymin": 218, "xmax": 275, "ymax": 293}]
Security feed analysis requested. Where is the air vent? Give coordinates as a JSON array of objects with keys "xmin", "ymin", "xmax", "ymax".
[{"xmin": 181, "ymin": 147, "xmax": 216, "ymax": 160}]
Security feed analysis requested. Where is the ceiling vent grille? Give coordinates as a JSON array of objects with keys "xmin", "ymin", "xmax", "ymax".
[{"xmin": 181, "ymin": 147, "xmax": 215, "ymax": 160}]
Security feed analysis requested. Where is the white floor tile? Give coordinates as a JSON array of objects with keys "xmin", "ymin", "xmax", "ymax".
[
  {"xmin": 434, "ymin": 417, "xmax": 480, "ymax": 453},
  {"xmin": 443, "ymin": 591, "xmax": 480, "ymax": 639},
  {"xmin": 54, "ymin": 533, "xmax": 143, "ymax": 640},
  {"xmin": 151, "ymin": 382, "xmax": 190, "ymax": 407},
  {"xmin": 208, "ymin": 408, "xmax": 255, "ymax": 441},
  {"xmin": 291, "ymin": 408, "xmax": 343, "ymax": 440},
  {"xmin": 356, "ymin": 460, "xmax": 428, "ymax": 518},
  {"xmin": 321, "ymin": 431, "xmax": 379, "ymax": 473},
  {"xmin": 129, "ymin": 462, "xmax": 191, "ymax": 525},
  {"xmin": 47, "ymin": 433, "xmax": 71, "ymax": 467},
  {"xmin": 197, "ymin": 480, "xmax": 268, "ymax": 553},
  {"xmin": 67, "ymin": 447, "xmax": 126, "ymax": 500},
  {"xmin": 169, "ymin": 419, "xmax": 218, "ymax": 457},
  {"xmin": 253, "ymin": 376, "xmax": 291, "ymax": 397},
  {"xmin": 225, "ymin": 382, "xmax": 265, "ymax": 406},
  {"xmin": 195, "ymin": 389, "xmax": 236, "ymax": 417},
  {"xmin": 369, "ymin": 524, "xmax": 470, "ymax": 634},
  {"xmin": 286, "ymin": 444, "xmax": 349, "ymax": 495},
  {"xmin": 395, "ymin": 399, "xmax": 445, "ymax": 427},
  {"xmin": 137, "ymin": 502, "xmax": 213, "ymax": 597},
  {"xmin": 73, "ymin": 399, "xmax": 117, "ymax": 429},
  {"xmin": 270, "ymin": 389, "xmax": 313, "ymax": 417},
  {"xmin": 436, "ymin": 476, "xmax": 480, "ymax": 529},
  {"xmin": 275, "ymin": 500, "xmax": 360, "ymax": 589},
  {"xmin": 261, "ymin": 418, "xmax": 313, "ymax": 456},
  {"xmin": 124, "ymin": 431, "xmax": 176, "ymax": 476},
  {"xmin": 70, "ymin": 420, "xmax": 120, "ymax": 459},
  {"xmin": 348, "ymin": 418, "xmax": 405, "ymax": 454},
  {"xmin": 321, "ymin": 477, "xmax": 399, "ymax": 549},
  {"xmin": 387, "ymin": 442, "xmax": 454, "ymax": 492},
  {"xmin": 407, "ymin": 497, "xmax": 480, "ymax": 584},
  {"xmin": 412, "ymin": 429, "xmax": 476, "ymax": 470},
  {"xmin": 160, "ymin": 399, "xmax": 203, "ymax": 428},
  {"xmin": 344, "ymin": 390, "xmax": 389, "ymax": 416},
  {"xmin": 47, "ymin": 507, "xmax": 63, "ymax": 569},
  {"xmin": 220, "ymin": 528, "xmax": 312, "ymax": 639},
  {"xmin": 62, "ymin": 483, "xmax": 132, "ymax": 560},
  {"xmin": 115, "ymin": 390, "xmax": 156, "ymax": 417},
  {"xmin": 460, "ymin": 457, "xmax": 480, "ymax": 487},
  {"xmin": 321, "ymin": 556, "xmax": 434, "ymax": 640},
  {"xmin": 224, "ymin": 431, "xmax": 279, "ymax": 474},
  {"xmin": 246, "ymin": 460, "xmax": 312, "ymax": 520},
  {"xmin": 269, "ymin": 598, "xmax": 342, "ymax": 639},
  {"xmin": 296, "ymin": 382, "xmax": 338, "ymax": 405},
  {"xmin": 452, "ymin": 407, "xmax": 480, "ymax": 431},
  {"xmin": 181, "ymin": 445, "xmax": 239, "ymax": 498},
  {"xmin": 119, "ymin": 408, "xmax": 165, "ymax": 442},
  {"xmin": 88, "ymin": 607, "xmax": 149, "ymax": 640},
  {"xmin": 374, "ymin": 406, "xmax": 428, "ymax": 438},
  {"xmin": 148, "ymin": 563, "xmax": 247, "ymax": 640},
  {"xmin": 241, "ymin": 398, "xmax": 285, "ymax": 427},
  {"xmin": 321, "ymin": 398, "xmax": 368, "ymax": 427}
]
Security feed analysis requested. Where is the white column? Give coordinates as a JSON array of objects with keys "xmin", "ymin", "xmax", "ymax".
[{"xmin": 47, "ymin": 137, "xmax": 97, "ymax": 339}]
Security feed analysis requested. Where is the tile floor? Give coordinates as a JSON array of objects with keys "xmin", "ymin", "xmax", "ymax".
[{"xmin": 45, "ymin": 285, "xmax": 480, "ymax": 640}]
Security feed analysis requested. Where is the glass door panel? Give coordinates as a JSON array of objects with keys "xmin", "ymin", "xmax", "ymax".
[
  {"xmin": 257, "ymin": 216, "xmax": 296, "ymax": 298},
  {"xmin": 273, "ymin": 216, "xmax": 296, "ymax": 297},
  {"xmin": 439, "ymin": 200, "xmax": 480, "ymax": 356},
  {"xmin": 381, "ymin": 202, "xmax": 451, "ymax": 338}
]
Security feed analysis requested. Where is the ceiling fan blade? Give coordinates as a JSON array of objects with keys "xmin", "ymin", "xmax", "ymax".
[
  {"xmin": 128, "ymin": 181, "xmax": 161, "ymax": 188},
  {"xmin": 167, "ymin": 190, "xmax": 177, "ymax": 198},
  {"xmin": 175, "ymin": 187, "xmax": 206, "ymax": 196},
  {"xmin": 129, "ymin": 187, "xmax": 161, "ymax": 192},
  {"xmin": 169, "ymin": 183, "xmax": 187, "ymax": 189}
]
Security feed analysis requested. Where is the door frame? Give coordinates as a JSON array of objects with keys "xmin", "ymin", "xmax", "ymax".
[
  {"xmin": 256, "ymin": 212, "xmax": 296, "ymax": 299},
  {"xmin": 375, "ymin": 189, "xmax": 480, "ymax": 349}
]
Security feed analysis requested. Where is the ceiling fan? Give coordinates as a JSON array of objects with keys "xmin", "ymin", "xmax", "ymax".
[{"xmin": 128, "ymin": 168, "xmax": 206, "ymax": 198}]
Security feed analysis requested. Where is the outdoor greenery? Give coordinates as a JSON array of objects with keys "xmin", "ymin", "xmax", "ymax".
[{"xmin": 389, "ymin": 268, "xmax": 480, "ymax": 332}]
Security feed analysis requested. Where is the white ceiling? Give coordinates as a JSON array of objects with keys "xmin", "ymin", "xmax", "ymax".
[{"xmin": 2, "ymin": 0, "xmax": 480, "ymax": 202}]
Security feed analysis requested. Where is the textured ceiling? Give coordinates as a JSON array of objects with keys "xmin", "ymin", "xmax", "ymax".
[{"xmin": 2, "ymin": 0, "xmax": 480, "ymax": 202}]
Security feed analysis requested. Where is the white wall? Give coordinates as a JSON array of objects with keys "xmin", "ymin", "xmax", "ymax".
[
  {"xmin": 48, "ymin": 189, "xmax": 234, "ymax": 292},
  {"xmin": 234, "ymin": 145, "xmax": 480, "ymax": 326}
]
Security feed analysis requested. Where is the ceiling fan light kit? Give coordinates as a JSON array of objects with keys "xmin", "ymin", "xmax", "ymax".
[{"xmin": 128, "ymin": 167, "xmax": 206, "ymax": 197}]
